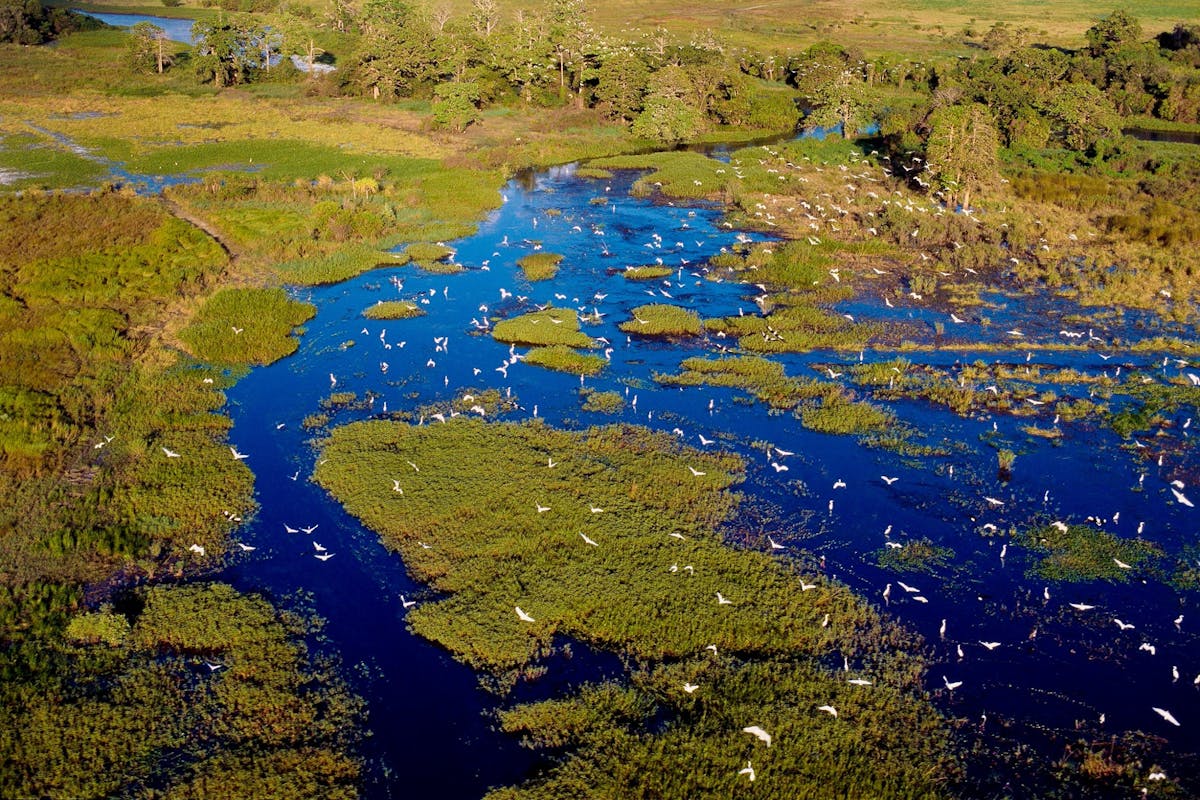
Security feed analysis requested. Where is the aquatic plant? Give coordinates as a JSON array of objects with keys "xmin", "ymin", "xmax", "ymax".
[
  {"xmin": 580, "ymin": 389, "xmax": 625, "ymax": 413},
  {"xmin": 315, "ymin": 417, "xmax": 958, "ymax": 797},
  {"xmin": 622, "ymin": 265, "xmax": 673, "ymax": 280},
  {"xmin": 517, "ymin": 252, "xmax": 564, "ymax": 281},
  {"xmin": 877, "ymin": 538, "xmax": 956, "ymax": 576},
  {"xmin": 619, "ymin": 303, "xmax": 703, "ymax": 337},
  {"xmin": 362, "ymin": 301, "xmax": 425, "ymax": 320},
  {"xmin": 178, "ymin": 288, "xmax": 315, "ymax": 366},
  {"xmin": 524, "ymin": 345, "xmax": 607, "ymax": 376},
  {"xmin": 1, "ymin": 583, "xmax": 362, "ymax": 800},
  {"xmin": 492, "ymin": 308, "xmax": 594, "ymax": 348},
  {"xmin": 277, "ymin": 246, "xmax": 411, "ymax": 286},
  {"xmin": 1023, "ymin": 523, "xmax": 1164, "ymax": 583}
]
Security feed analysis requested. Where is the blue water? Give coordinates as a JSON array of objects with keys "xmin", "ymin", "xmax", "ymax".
[
  {"xmin": 215, "ymin": 159, "xmax": 1200, "ymax": 795},
  {"xmin": 79, "ymin": 10, "xmax": 198, "ymax": 43}
]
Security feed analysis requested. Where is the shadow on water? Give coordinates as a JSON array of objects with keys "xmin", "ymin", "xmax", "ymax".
[{"xmin": 213, "ymin": 138, "xmax": 1198, "ymax": 797}]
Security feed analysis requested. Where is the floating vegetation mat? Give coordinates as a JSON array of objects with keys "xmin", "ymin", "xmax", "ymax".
[{"xmin": 315, "ymin": 418, "xmax": 958, "ymax": 797}]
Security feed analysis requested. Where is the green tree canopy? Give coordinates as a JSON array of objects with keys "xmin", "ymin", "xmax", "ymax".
[{"xmin": 925, "ymin": 102, "xmax": 1001, "ymax": 211}]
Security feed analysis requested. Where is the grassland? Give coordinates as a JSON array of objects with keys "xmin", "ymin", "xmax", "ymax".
[
  {"xmin": 492, "ymin": 307, "xmax": 595, "ymax": 348},
  {"xmin": 516, "ymin": 252, "xmax": 564, "ymax": 282},
  {"xmin": 315, "ymin": 417, "xmax": 958, "ymax": 797}
]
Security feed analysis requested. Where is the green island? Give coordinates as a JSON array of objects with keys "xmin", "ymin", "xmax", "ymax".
[
  {"xmin": 315, "ymin": 417, "xmax": 957, "ymax": 797},
  {"xmin": 3, "ymin": 0, "xmax": 1200, "ymax": 795}
]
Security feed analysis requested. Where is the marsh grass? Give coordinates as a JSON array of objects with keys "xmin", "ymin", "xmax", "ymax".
[
  {"xmin": 315, "ymin": 417, "xmax": 958, "ymax": 797},
  {"xmin": 517, "ymin": 252, "xmax": 563, "ymax": 282},
  {"xmin": 621, "ymin": 266, "xmax": 673, "ymax": 280},
  {"xmin": 492, "ymin": 308, "xmax": 594, "ymax": 348},
  {"xmin": 619, "ymin": 304, "xmax": 703, "ymax": 337},
  {"xmin": 579, "ymin": 389, "xmax": 625, "ymax": 413},
  {"xmin": 1023, "ymin": 523, "xmax": 1164, "ymax": 583},
  {"xmin": 877, "ymin": 538, "xmax": 956, "ymax": 575},
  {"xmin": 178, "ymin": 288, "xmax": 314, "ymax": 366},
  {"xmin": 524, "ymin": 345, "xmax": 607, "ymax": 376},
  {"xmin": 362, "ymin": 300, "xmax": 425, "ymax": 320},
  {"xmin": 1, "ymin": 582, "xmax": 361, "ymax": 800}
]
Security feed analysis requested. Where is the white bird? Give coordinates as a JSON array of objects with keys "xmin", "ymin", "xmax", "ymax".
[
  {"xmin": 984, "ymin": 496, "xmax": 1004, "ymax": 506},
  {"xmin": 312, "ymin": 541, "xmax": 326, "ymax": 552},
  {"xmin": 229, "ymin": 446, "xmax": 249, "ymax": 460},
  {"xmin": 770, "ymin": 462, "xmax": 789, "ymax": 472},
  {"xmin": 1152, "ymin": 707, "xmax": 1180, "ymax": 726},
  {"xmin": 236, "ymin": 542, "xmax": 256, "ymax": 551},
  {"xmin": 847, "ymin": 678, "xmax": 873, "ymax": 686},
  {"xmin": 817, "ymin": 704, "xmax": 838, "ymax": 717},
  {"xmin": 314, "ymin": 552, "xmax": 334, "ymax": 561},
  {"xmin": 579, "ymin": 532, "xmax": 598, "ymax": 547},
  {"xmin": 979, "ymin": 641, "xmax": 1001, "ymax": 650},
  {"xmin": 742, "ymin": 725, "xmax": 771, "ymax": 747},
  {"xmin": 1171, "ymin": 488, "xmax": 1194, "ymax": 507},
  {"xmin": 1113, "ymin": 618, "xmax": 1135, "ymax": 631},
  {"xmin": 832, "ymin": 479, "xmax": 846, "ymax": 489},
  {"xmin": 897, "ymin": 581, "xmax": 920, "ymax": 594},
  {"xmin": 880, "ymin": 475, "xmax": 898, "ymax": 485},
  {"xmin": 774, "ymin": 447, "xmax": 794, "ymax": 457},
  {"xmin": 300, "ymin": 525, "xmax": 318, "ymax": 535},
  {"xmin": 767, "ymin": 536, "xmax": 784, "ymax": 550},
  {"xmin": 738, "ymin": 761, "xmax": 755, "ymax": 782},
  {"xmin": 698, "ymin": 434, "xmax": 714, "ymax": 446},
  {"xmin": 1113, "ymin": 558, "xmax": 1132, "ymax": 570},
  {"xmin": 188, "ymin": 543, "xmax": 205, "ymax": 555},
  {"xmin": 716, "ymin": 592, "xmax": 733, "ymax": 605},
  {"xmin": 687, "ymin": 466, "xmax": 706, "ymax": 476},
  {"xmin": 162, "ymin": 447, "xmax": 181, "ymax": 458},
  {"xmin": 683, "ymin": 682, "xmax": 699, "ymax": 693},
  {"xmin": 392, "ymin": 480, "xmax": 403, "ymax": 493},
  {"xmin": 283, "ymin": 524, "xmax": 299, "ymax": 534},
  {"xmin": 515, "ymin": 606, "xmax": 536, "ymax": 623},
  {"xmin": 943, "ymin": 675, "xmax": 963, "ymax": 692},
  {"xmin": 400, "ymin": 595, "xmax": 417, "ymax": 609},
  {"xmin": 1069, "ymin": 603, "xmax": 1095, "ymax": 611},
  {"xmin": 1149, "ymin": 771, "xmax": 1167, "ymax": 781},
  {"xmin": 535, "ymin": 503, "xmax": 550, "ymax": 513}
]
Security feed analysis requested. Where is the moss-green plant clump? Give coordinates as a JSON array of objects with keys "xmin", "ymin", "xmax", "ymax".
[
  {"xmin": 315, "ymin": 418, "xmax": 958, "ymax": 798},
  {"xmin": 580, "ymin": 389, "xmax": 625, "ymax": 413},
  {"xmin": 178, "ymin": 288, "xmax": 315, "ymax": 366},
  {"xmin": 619, "ymin": 304, "xmax": 703, "ymax": 337},
  {"xmin": 623, "ymin": 266, "xmax": 673, "ymax": 280},
  {"xmin": 1023, "ymin": 523, "xmax": 1164, "ymax": 583},
  {"xmin": 876, "ymin": 539, "xmax": 956, "ymax": 576},
  {"xmin": 524, "ymin": 345, "xmax": 607, "ymax": 375},
  {"xmin": 492, "ymin": 308, "xmax": 594, "ymax": 348},
  {"xmin": 362, "ymin": 301, "xmax": 425, "ymax": 320},
  {"xmin": 517, "ymin": 252, "xmax": 564, "ymax": 281}
]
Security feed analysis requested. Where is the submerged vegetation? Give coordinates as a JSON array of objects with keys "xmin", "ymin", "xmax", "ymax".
[
  {"xmin": 316, "ymin": 417, "xmax": 958, "ymax": 796},
  {"xmin": 1023, "ymin": 523, "xmax": 1164, "ymax": 583}
]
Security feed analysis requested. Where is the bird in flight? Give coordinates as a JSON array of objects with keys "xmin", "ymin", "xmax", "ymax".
[
  {"xmin": 579, "ymin": 532, "xmax": 599, "ymax": 547},
  {"xmin": 738, "ymin": 761, "xmax": 755, "ymax": 782},
  {"xmin": 880, "ymin": 475, "xmax": 898, "ymax": 485},
  {"xmin": 682, "ymin": 682, "xmax": 699, "ymax": 693},
  {"xmin": 1152, "ymin": 707, "xmax": 1180, "ymax": 727},
  {"xmin": 301, "ymin": 525, "xmax": 318, "ymax": 534},
  {"xmin": 716, "ymin": 592, "xmax": 733, "ymax": 605},
  {"xmin": 230, "ymin": 446, "xmax": 249, "ymax": 460},
  {"xmin": 400, "ymin": 595, "xmax": 417, "ymax": 609},
  {"xmin": 1069, "ymin": 602, "xmax": 1095, "ymax": 611},
  {"xmin": 515, "ymin": 606, "xmax": 536, "ymax": 623},
  {"xmin": 943, "ymin": 675, "xmax": 963, "ymax": 692},
  {"xmin": 162, "ymin": 447, "xmax": 181, "ymax": 458},
  {"xmin": 315, "ymin": 553, "xmax": 334, "ymax": 561},
  {"xmin": 817, "ymin": 705, "xmax": 838, "ymax": 717},
  {"xmin": 687, "ymin": 466, "xmax": 706, "ymax": 476}
]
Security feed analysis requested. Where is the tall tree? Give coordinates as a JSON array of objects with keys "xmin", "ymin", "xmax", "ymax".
[
  {"xmin": 192, "ymin": 17, "xmax": 262, "ymax": 87},
  {"xmin": 632, "ymin": 64, "xmax": 703, "ymax": 144},
  {"xmin": 127, "ymin": 21, "xmax": 173, "ymax": 74},
  {"xmin": 804, "ymin": 68, "xmax": 869, "ymax": 139},
  {"xmin": 925, "ymin": 103, "xmax": 1001, "ymax": 212},
  {"xmin": 468, "ymin": 0, "xmax": 499, "ymax": 37}
]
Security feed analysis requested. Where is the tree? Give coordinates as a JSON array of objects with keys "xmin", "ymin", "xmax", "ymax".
[
  {"xmin": 631, "ymin": 64, "xmax": 703, "ymax": 144},
  {"xmin": 127, "ymin": 21, "xmax": 173, "ymax": 74},
  {"xmin": 351, "ymin": 0, "xmax": 449, "ymax": 99},
  {"xmin": 192, "ymin": 18, "xmax": 262, "ymax": 87},
  {"xmin": 593, "ymin": 50, "xmax": 649, "ymax": 122},
  {"xmin": 469, "ymin": 0, "xmax": 499, "ymax": 37},
  {"xmin": 925, "ymin": 103, "xmax": 1001, "ymax": 211},
  {"xmin": 1047, "ymin": 82, "xmax": 1121, "ymax": 151},
  {"xmin": 804, "ymin": 68, "xmax": 870, "ymax": 139},
  {"xmin": 1086, "ymin": 9, "xmax": 1143, "ymax": 59},
  {"xmin": 431, "ymin": 81, "xmax": 481, "ymax": 132}
]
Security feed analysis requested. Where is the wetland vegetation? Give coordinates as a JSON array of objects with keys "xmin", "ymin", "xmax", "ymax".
[{"xmin": 3, "ymin": 0, "xmax": 1200, "ymax": 797}]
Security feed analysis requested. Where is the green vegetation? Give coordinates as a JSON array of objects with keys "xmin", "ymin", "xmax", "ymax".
[
  {"xmin": 316, "ymin": 417, "xmax": 957, "ymax": 796},
  {"xmin": 580, "ymin": 388, "xmax": 625, "ymax": 413},
  {"xmin": 524, "ymin": 345, "xmax": 607, "ymax": 376},
  {"xmin": 1, "ymin": 583, "xmax": 361, "ymax": 799},
  {"xmin": 1023, "ymin": 523, "xmax": 1164, "ymax": 582},
  {"xmin": 619, "ymin": 303, "xmax": 703, "ymax": 337},
  {"xmin": 877, "ymin": 539, "xmax": 956, "ymax": 576},
  {"xmin": 516, "ymin": 252, "xmax": 563, "ymax": 282},
  {"xmin": 179, "ymin": 287, "xmax": 314, "ymax": 366},
  {"xmin": 621, "ymin": 265, "xmax": 672, "ymax": 280},
  {"xmin": 492, "ymin": 307, "xmax": 594, "ymax": 348},
  {"xmin": 656, "ymin": 355, "xmax": 818, "ymax": 410},
  {"xmin": 362, "ymin": 300, "xmax": 424, "ymax": 320},
  {"xmin": 278, "ymin": 247, "xmax": 410, "ymax": 287}
]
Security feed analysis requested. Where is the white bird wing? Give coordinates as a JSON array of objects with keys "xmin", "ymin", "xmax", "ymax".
[
  {"xmin": 1152, "ymin": 707, "xmax": 1180, "ymax": 726},
  {"xmin": 742, "ymin": 725, "xmax": 771, "ymax": 746},
  {"xmin": 515, "ymin": 606, "xmax": 535, "ymax": 622}
]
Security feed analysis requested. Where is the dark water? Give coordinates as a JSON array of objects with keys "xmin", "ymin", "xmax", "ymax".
[
  {"xmin": 1125, "ymin": 127, "xmax": 1200, "ymax": 145},
  {"xmin": 216, "ymin": 158, "xmax": 1200, "ymax": 796}
]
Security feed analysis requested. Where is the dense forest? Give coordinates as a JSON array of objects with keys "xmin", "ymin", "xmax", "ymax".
[{"xmin": 2, "ymin": 0, "xmax": 1199, "ymax": 797}]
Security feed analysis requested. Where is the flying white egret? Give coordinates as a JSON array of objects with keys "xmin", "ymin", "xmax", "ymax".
[
  {"xmin": 515, "ymin": 606, "xmax": 535, "ymax": 622},
  {"xmin": 1152, "ymin": 707, "xmax": 1180, "ymax": 726},
  {"xmin": 742, "ymin": 725, "xmax": 771, "ymax": 747},
  {"xmin": 817, "ymin": 705, "xmax": 838, "ymax": 717}
]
